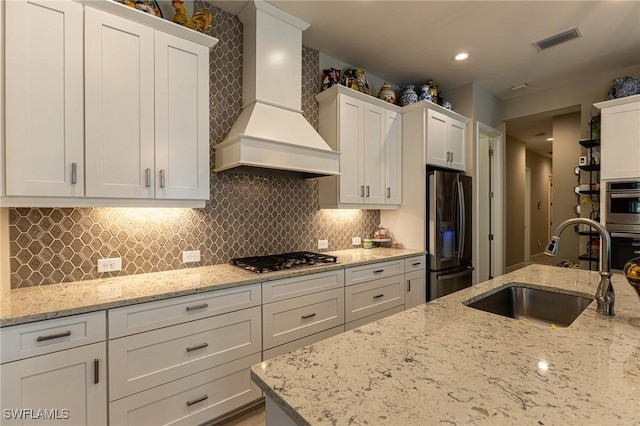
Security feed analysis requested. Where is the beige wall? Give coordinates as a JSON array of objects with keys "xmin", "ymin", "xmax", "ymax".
[
  {"xmin": 552, "ymin": 112, "xmax": 582, "ymax": 261},
  {"xmin": 526, "ymin": 151, "xmax": 552, "ymax": 255},
  {"xmin": 505, "ymin": 136, "xmax": 526, "ymax": 267}
]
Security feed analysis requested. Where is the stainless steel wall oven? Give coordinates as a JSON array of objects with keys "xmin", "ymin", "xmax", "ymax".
[{"xmin": 605, "ymin": 180, "xmax": 640, "ymax": 271}]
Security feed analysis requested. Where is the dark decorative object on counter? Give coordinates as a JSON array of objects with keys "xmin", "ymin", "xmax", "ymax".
[
  {"xmin": 607, "ymin": 76, "xmax": 640, "ymax": 99},
  {"xmin": 321, "ymin": 68, "xmax": 340, "ymax": 91},
  {"xmin": 399, "ymin": 85, "xmax": 418, "ymax": 106}
]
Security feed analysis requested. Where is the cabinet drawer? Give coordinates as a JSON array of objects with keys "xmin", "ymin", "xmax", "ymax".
[
  {"xmin": 263, "ymin": 288, "xmax": 344, "ymax": 350},
  {"xmin": 345, "ymin": 275, "xmax": 404, "ymax": 323},
  {"xmin": 263, "ymin": 325, "xmax": 344, "ymax": 360},
  {"xmin": 262, "ymin": 270, "xmax": 344, "ymax": 303},
  {"xmin": 1, "ymin": 311, "xmax": 106, "ymax": 363},
  {"xmin": 109, "ymin": 353, "xmax": 262, "ymax": 426},
  {"xmin": 345, "ymin": 260, "xmax": 404, "ymax": 286},
  {"xmin": 405, "ymin": 255, "xmax": 426, "ymax": 272},
  {"xmin": 108, "ymin": 283, "xmax": 261, "ymax": 338},
  {"xmin": 109, "ymin": 306, "xmax": 261, "ymax": 400},
  {"xmin": 345, "ymin": 306, "xmax": 404, "ymax": 332}
]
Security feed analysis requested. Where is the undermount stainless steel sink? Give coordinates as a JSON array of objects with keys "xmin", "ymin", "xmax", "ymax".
[{"xmin": 464, "ymin": 283, "xmax": 593, "ymax": 327}]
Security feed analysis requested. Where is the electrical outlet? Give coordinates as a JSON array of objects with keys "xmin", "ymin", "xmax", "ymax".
[
  {"xmin": 317, "ymin": 239, "xmax": 329, "ymax": 249},
  {"xmin": 183, "ymin": 250, "xmax": 201, "ymax": 263},
  {"xmin": 97, "ymin": 257, "xmax": 122, "ymax": 273},
  {"xmin": 352, "ymin": 236, "xmax": 362, "ymax": 246}
]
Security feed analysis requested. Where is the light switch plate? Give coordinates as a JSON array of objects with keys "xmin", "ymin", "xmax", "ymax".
[
  {"xmin": 183, "ymin": 250, "xmax": 201, "ymax": 263},
  {"xmin": 317, "ymin": 239, "xmax": 329, "ymax": 249},
  {"xmin": 352, "ymin": 236, "xmax": 362, "ymax": 246}
]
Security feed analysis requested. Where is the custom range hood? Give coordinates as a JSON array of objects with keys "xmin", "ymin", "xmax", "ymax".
[{"xmin": 213, "ymin": 0, "xmax": 340, "ymax": 178}]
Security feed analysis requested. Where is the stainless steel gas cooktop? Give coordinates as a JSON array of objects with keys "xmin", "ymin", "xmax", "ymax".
[{"xmin": 230, "ymin": 251, "xmax": 338, "ymax": 274}]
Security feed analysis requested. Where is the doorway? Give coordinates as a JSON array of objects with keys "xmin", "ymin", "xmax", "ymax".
[{"xmin": 475, "ymin": 122, "xmax": 504, "ymax": 282}]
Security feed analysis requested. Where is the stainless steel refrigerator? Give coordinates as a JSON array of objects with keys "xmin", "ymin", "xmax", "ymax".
[{"xmin": 427, "ymin": 168, "xmax": 473, "ymax": 300}]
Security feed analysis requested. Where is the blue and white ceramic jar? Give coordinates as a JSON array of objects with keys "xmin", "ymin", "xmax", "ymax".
[
  {"xmin": 418, "ymin": 84, "xmax": 432, "ymax": 102},
  {"xmin": 400, "ymin": 85, "xmax": 418, "ymax": 106}
]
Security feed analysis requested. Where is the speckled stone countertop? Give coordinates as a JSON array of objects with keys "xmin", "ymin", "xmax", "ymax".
[
  {"xmin": 251, "ymin": 265, "xmax": 640, "ymax": 425},
  {"xmin": 0, "ymin": 248, "xmax": 424, "ymax": 327}
]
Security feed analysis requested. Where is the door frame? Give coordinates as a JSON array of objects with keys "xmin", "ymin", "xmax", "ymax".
[
  {"xmin": 475, "ymin": 122, "xmax": 505, "ymax": 283},
  {"xmin": 525, "ymin": 167, "xmax": 531, "ymax": 262}
]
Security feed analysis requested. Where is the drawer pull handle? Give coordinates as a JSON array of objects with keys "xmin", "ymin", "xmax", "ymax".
[
  {"xmin": 36, "ymin": 330, "xmax": 71, "ymax": 342},
  {"xmin": 71, "ymin": 162, "xmax": 77, "ymax": 185},
  {"xmin": 145, "ymin": 168, "xmax": 151, "ymax": 188},
  {"xmin": 360, "ymin": 185, "xmax": 365, "ymax": 197},
  {"xmin": 186, "ymin": 303, "xmax": 209, "ymax": 312},
  {"xmin": 373, "ymin": 294, "xmax": 384, "ymax": 299},
  {"xmin": 373, "ymin": 269, "xmax": 384, "ymax": 274},
  {"xmin": 160, "ymin": 169, "xmax": 166, "ymax": 188},
  {"xmin": 301, "ymin": 313, "xmax": 317, "ymax": 319},
  {"xmin": 387, "ymin": 187, "xmax": 391, "ymax": 198},
  {"xmin": 407, "ymin": 280, "xmax": 411, "ymax": 292},
  {"xmin": 94, "ymin": 359, "xmax": 100, "ymax": 384},
  {"xmin": 186, "ymin": 395, "xmax": 208, "ymax": 407},
  {"xmin": 411, "ymin": 262, "xmax": 421, "ymax": 266},
  {"xmin": 186, "ymin": 343, "xmax": 209, "ymax": 352}
]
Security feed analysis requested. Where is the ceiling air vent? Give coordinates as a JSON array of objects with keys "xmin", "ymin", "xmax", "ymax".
[{"xmin": 533, "ymin": 27, "xmax": 582, "ymax": 51}]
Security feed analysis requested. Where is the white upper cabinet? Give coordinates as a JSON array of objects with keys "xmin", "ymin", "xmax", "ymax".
[
  {"xmin": 316, "ymin": 85, "xmax": 402, "ymax": 209},
  {"xmin": 5, "ymin": 0, "xmax": 84, "ymax": 197},
  {"xmin": 85, "ymin": 8, "xmax": 210, "ymax": 200},
  {"xmin": 595, "ymin": 94, "xmax": 640, "ymax": 180},
  {"xmin": 1, "ymin": 0, "xmax": 217, "ymax": 207},
  {"xmin": 425, "ymin": 108, "xmax": 467, "ymax": 172}
]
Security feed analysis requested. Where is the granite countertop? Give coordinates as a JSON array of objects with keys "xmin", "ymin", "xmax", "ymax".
[
  {"xmin": 251, "ymin": 265, "xmax": 640, "ymax": 425},
  {"xmin": 0, "ymin": 248, "xmax": 424, "ymax": 327}
]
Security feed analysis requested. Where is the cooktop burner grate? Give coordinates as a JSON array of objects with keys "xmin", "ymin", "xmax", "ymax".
[{"xmin": 230, "ymin": 251, "xmax": 338, "ymax": 273}]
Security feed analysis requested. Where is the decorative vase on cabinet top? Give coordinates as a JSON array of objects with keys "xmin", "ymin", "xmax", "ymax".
[
  {"xmin": 400, "ymin": 85, "xmax": 418, "ymax": 106},
  {"xmin": 418, "ymin": 84, "xmax": 432, "ymax": 102},
  {"xmin": 377, "ymin": 82, "xmax": 396, "ymax": 104}
]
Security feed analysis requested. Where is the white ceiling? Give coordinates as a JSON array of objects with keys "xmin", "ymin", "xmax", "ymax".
[{"xmin": 209, "ymin": 0, "xmax": 640, "ymax": 156}]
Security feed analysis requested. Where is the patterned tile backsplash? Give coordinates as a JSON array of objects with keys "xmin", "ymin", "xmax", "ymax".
[{"xmin": 8, "ymin": 3, "xmax": 380, "ymax": 288}]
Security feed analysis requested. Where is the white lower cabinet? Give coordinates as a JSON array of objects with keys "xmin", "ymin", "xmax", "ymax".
[
  {"xmin": 0, "ymin": 313, "xmax": 107, "ymax": 425},
  {"xmin": 404, "ymin": 255, "xmax": 427, "ymax": 309},
  {"xmin": 109, "ymin": 353, "xmax": 262, "ymax": 426},
  {"xmin": 107, "ymin": 284, "xmax": 263, "ymax": 425},
  {"xmin": 262, "ymin": 270, "xmax": 345, "ymax": 356}
]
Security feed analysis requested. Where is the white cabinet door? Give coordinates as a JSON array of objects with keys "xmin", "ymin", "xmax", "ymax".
[
  {"xmin": 85, "ymin": 7, "xmax": 155, "ymax": 199},
  {"xmin": 0, "ymin": 342, "xmax": 107, "ymax": 426},
  {"xmin": 5, "ymin": 0, "xmax": 84, "ymax": 197},
  {"xmin": 447, "ymin": 117, "xmax": 467, "ymax": 172},
  {"xmin": 600, "ymin": 99, "xmax": 640, "ymax": 180},
  {"xmin": 405, "ymin": 270, "xmax": 426, "ymax": 309},
  {"xmin": 338, "ymin": 95, "xmax": 365, "ymax": 204},
  {"xmin": 363, "ymin": 103, "xmax": 385, "ymax": 204},
  {"xmin": 385, "ymin": 110, "xmax": 402, "ymax": 205},
  {"xmin": 154, "ymin": 31, "xmax": 210, "ymax": 200},
  {"xmin": 426, "ymin": 109, "xmax": 449, "ymax": 168}
]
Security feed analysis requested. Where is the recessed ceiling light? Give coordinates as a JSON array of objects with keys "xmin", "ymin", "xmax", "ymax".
[
  {"xmin": 453, "ymin": 52, "xmax": 469, "ymax": 61},
  {"xmin": 546, "ymin": 137, "xmax": 554, "ymax": 141}
]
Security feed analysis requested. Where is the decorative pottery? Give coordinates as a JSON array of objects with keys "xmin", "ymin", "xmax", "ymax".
[
  {"xmin": 607, "ymin": 76, "xmax": 640, "ymax": 99},
  {"xmin": 355, "ymin": 70, "xmax": 371, "ymax": 95},
  {"xmin": 377, "ymin": 81, "xmax": 396, "ymax": 104},
  {"xmin": 118, "ymin": 0, "xmax": 163, "ymax": 17},
  {"xmin": 322, "ymin": 68, "xmax": 340, "ymax": 91},
  {"xmin": 442, "ymin": 101, "xmax": 453, "ymax": 110},
  {"xmin": 400, "ymin": 85, "xmax": 418, "ymax": 106},
  {"xmin": 623, "ymin": 256, "xmax": 640, "ymax": 299},
  {"xmin": 418, "ymin": 84, "xmax": 432, "ymax": 102},
  {"xmin": 171, "ymin": 0, "xmax": 212, "ymax": 32},
  {"xmin": 340, "ymin": 68, "xmax": 358, "ymax": 90}
]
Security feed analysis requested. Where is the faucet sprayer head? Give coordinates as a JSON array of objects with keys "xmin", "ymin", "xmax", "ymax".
[{"xmin": 544, "ymin": 236, "xmax": 560, "ymax": 257}]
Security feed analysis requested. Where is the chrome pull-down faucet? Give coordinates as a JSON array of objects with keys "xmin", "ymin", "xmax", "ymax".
[{"xmin": 544, "ymin": 218, "xmax": 614, "ymax": 316}]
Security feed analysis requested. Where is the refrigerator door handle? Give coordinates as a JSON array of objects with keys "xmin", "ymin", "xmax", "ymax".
[
  {"xmin": 458, "ymin": 181, "xmax": 466, "ymax": 259},
  {"xmin": 436, "ymin": 266, "xmax": 474, "ymax": 281},
  {"xmin": 428, "ymin": 174, "xmax": 436, "ymax": 254}
]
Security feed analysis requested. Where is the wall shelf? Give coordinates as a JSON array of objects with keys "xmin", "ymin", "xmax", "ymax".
[
  {"xmin": 579, "ymin": 138, "xmax": 600, "ymax": 148},
  {"xmin": 578, "ymin": 164, "xmax": 600, "ymax": 172}
]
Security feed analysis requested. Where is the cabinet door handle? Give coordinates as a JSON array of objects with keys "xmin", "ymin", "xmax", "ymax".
[
  {"xmin": 71, "ymin": 162, "xmax": 77, "ymax": 185},
  {"xmin": 373, "ymin": 269, "xmax": 384, "ymax": 274},
  {"xmin": 159, "ymin": 169, "xmax": 166, "ymax": 188},
  {"xmin": 145, "ymin": 168, "xmax": 151, "ymax": 188},
  {"xmin": 301, "ymin": 313, "xmax": 317, "ymax": 320},
  {"xmin": 407, "ymin": 279, "xmax": 411, "ymax": 292},
  {"xmin": 386, "ymin": 187, "xmax": 391, "ymax": 198},
  {"xmin": 186, "ymin": 342, "xmax": 209, "ymax": 352},
  {"xmin": 36, "ymin": 330, "xmax": 71, "ymax": 342},
  {"xmin": 94, "ymin": 358, "xmax": 100, "ymax": 384},
  {"xmin": 373, "ymin": 294, "xmax": 384, "ymax": 299},
  {"xmin": 186, "ymin": 303, "xmax": 208, "ymax": 312},
  {"xmin": 411, "ymin": 262, "xmax": 421, "ymax": 267},
  {"xmin": 360, "ymin": 185, "xmax": 365, "ymax": 197},
  {"xmin": 366, "ymin": 186, "xmax": 370, "ymax": 197},
  {"xmin": 186, "ymin": 395, "xmax": 209, "ymax": 407}
]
